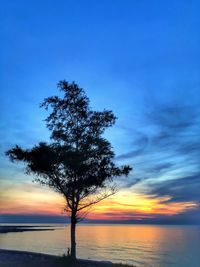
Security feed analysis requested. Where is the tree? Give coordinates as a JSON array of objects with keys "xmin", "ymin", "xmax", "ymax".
[{"xmin": 6, "ymin": 81, "xmax": 132, "ymax": 259}]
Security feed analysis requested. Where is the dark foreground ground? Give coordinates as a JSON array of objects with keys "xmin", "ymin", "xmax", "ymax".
[{"xmin": 0, "ymin": 249, "xmax": 134, "ymax": 267}]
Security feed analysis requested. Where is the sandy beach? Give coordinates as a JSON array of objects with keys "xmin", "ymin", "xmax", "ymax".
[
  {"xmin": 0, "ymin": 249, "xmax": 123, "ymax": 267},
  {"xmin": 0, "ymin": 249, "xmax": 60, "ymax": 267}
]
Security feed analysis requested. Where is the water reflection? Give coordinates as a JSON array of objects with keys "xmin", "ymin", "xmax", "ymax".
[{"xmin": 0, "ymin": 224, "xmax": 200, "ymax": 267}]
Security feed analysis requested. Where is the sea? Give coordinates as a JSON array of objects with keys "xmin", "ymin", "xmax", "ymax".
[{"xmin": 0, "ymin": 224, "xmax": 200, "ymax": 267}]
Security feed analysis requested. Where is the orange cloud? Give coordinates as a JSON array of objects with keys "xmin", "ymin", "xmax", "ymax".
[
  {"xmin": 0, "ymin": 181, "xmax": 198, "ymax": 220},
  {"xmin": 85, "ymin": 191, "xmax": 198, "ymax": 220}
]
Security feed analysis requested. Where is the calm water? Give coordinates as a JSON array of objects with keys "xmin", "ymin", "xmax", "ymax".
[{"xmin": 0, "ymin": 224, "xmax": 200, "ymax": 267}]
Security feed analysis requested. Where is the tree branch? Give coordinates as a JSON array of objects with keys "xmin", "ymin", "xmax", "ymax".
[{"xmin": 77, "ymin": 188, "xmax": 117, "ymax": 211}]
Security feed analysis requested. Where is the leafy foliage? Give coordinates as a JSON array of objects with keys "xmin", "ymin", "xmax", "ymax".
[
  {"xmin": 6, "ymin": 80, "xmax": 132, "ymax": 258},
  {"xmin": 7, "ymin": 81, "xmax": 131, "ymax": 216}
]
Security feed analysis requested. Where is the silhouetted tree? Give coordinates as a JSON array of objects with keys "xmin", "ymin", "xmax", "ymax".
[{"xmin": 6, "ymin": 81, "xmax": 132, "ymax": 259}]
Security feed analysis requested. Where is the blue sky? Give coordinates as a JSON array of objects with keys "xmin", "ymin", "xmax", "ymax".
[{"xmin": 0, "ymin": 0, "xmax": 200, "ymax": 223}]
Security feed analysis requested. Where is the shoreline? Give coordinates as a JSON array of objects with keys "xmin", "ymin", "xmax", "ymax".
[{"xmin": 0, "ymin": 249, "xmax": 127, "ymax": 267}]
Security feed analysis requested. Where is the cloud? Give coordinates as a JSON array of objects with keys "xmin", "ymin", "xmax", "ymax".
[
  {"xmin": 117, "ymin": 103, "xmax": 199, "ymax": 168},
  {"xmin": 115, "ymin": 103, "xmax": 200, "ymax": 223},
  {"xmin": 146, "ymin": 174, "xmax": 200, "ymax": 204},
  {"xmin": 115, "ymin": 134, "xmax": 148, "ymax": 160},
  {"xmin": 148, "ymin": 105, "xmax": 196, "ymax": 131}
]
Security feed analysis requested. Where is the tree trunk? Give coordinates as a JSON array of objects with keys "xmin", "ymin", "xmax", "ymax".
[{"xmin": 70, "ymin": 211, "xmax": 76, "ymax": 259}]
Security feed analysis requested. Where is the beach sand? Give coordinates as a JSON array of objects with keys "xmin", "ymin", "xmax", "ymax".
[{"xmin": 0, "ymin": 249, "xmax": 115, "ymax": 267}]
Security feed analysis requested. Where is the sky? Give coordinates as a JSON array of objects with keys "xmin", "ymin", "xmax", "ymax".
[{"xmin": 0, "ymin": 0, "xmax": 200, "ymax": 224}]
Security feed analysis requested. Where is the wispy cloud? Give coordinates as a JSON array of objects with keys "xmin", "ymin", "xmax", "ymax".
[{"xmin": 115, "ymin": 103, "xmax": 200, "ymax": 221}]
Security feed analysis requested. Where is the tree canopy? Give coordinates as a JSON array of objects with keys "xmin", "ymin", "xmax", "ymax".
[{"xmin": 6, "ymin": 80, "xmax": 132, "ymax": 258}]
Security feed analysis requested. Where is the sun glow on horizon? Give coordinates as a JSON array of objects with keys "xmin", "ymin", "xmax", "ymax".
[
  {"xmin": 87, "ymin": 190, "xmax": 198, "ymax": 220},
  {"xmin": 0, "ymin": 181, "xmax": 198, "ymax": 221}
]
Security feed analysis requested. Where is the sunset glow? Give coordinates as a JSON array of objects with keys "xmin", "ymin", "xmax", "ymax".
[
  {"xmin": 1, "ymin": 0, "xmax": 200, "ymax": 225},
  {"xmin": 0, "ymin": 182, "xmax": 198, "ymax": 221}
]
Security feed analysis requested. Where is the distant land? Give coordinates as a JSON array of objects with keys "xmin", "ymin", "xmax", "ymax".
[
  {"xmin": 1, "ymin": 214, "xmax": 200, "ymax": 225},
  {"xmin": 0, "ymin": 225, "xmax": 55, "ymax": 233}
]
